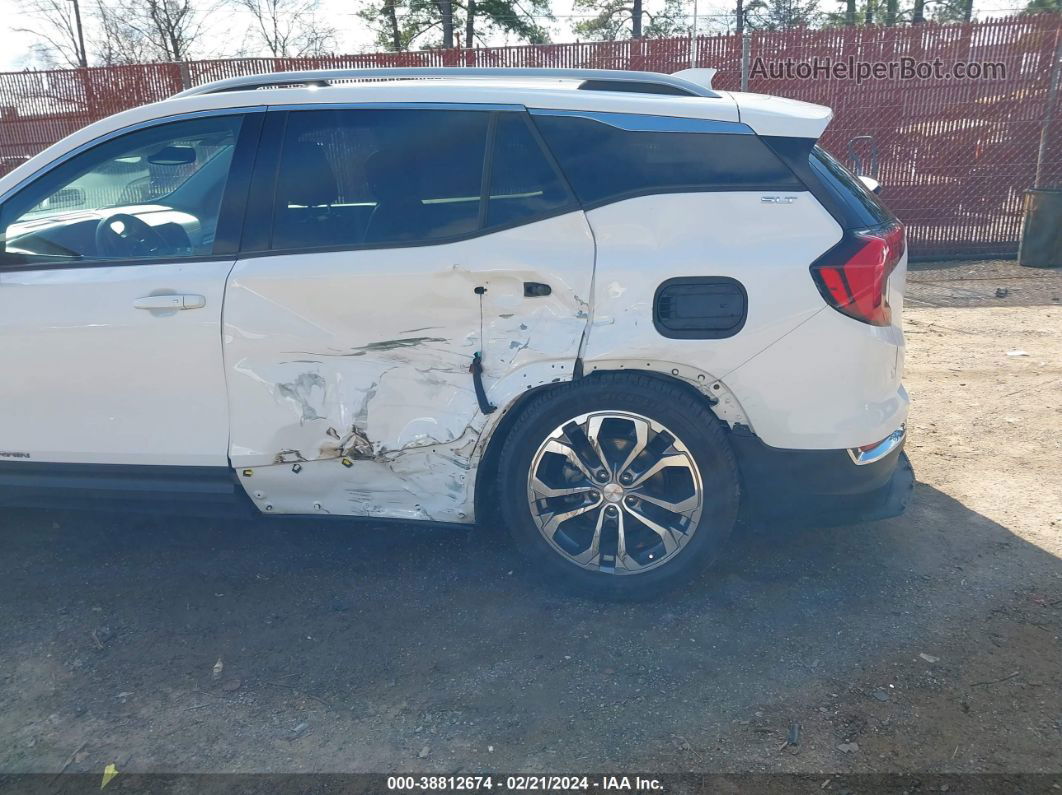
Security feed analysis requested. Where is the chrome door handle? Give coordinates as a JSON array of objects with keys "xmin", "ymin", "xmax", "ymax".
[{"xmin": 133, "ymin": 294, "xmax": 206, "ymax": 311}]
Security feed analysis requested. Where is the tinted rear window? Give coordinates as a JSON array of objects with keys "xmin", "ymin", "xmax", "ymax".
[
  {"xmin": 810, "ymin": 145, "xmax": 895, "ymax": 228},
  {"xmin": 532, "ymin": 113, "xmax": 803, "ymax": 207},
  {"xmin": 487, "ymin": 113, "xmax": 572, "ymax": 228},
  {"xmin": 272, "ymin": 108, "xmax": 489, "ymax": 250},
  {"xmin": 265, "ymin": 109, "xmax": 575, "ymax": 251}
]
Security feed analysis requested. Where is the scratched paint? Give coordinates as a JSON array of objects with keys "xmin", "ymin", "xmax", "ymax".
[
  {"xmin": 275, "ymin": 372, "xmax": 327, "ymax": 422},
  {"xmin": 220, "ymin": 194, "xmax": 842, "ymax": 522},
  {"xmin": 223, "ymin": 212, "xmax": 596, "ymax": 522}
]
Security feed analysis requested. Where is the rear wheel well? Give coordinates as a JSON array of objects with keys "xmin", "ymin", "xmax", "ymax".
[{"xmin": 473, "ymin": 369, "xmax": 722, "ymax": 527}]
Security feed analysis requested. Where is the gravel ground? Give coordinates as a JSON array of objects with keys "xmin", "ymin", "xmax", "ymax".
[
  {"xmin": 0, "ymin": 261, "xmax": 1060, "ymax": 778},
  {"xmin": 907, "ymin": 258, "xmax": 1062, "ymax": 308}
]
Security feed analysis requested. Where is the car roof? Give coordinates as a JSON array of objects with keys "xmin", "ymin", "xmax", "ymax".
[
  {"xmin": 0, "ymin": 69, "xmax": 832, "ymax": 196},
  {"xmin": 168, "ymin": 68, "xmax": 831, "ymax": 139}
]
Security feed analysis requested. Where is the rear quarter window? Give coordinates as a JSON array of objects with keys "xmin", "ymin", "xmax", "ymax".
[
  {"xmin": 810, "ymin": 145, "xmax": 896, "ymax": 228},
  {"xmin": 532, "ymin": 113, "xmax": 803, "ymax": 207}
]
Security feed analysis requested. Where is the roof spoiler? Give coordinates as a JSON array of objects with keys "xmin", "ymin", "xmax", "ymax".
[{"xmin": 671, "ymin": 68, "xmax": 718, "ymax": 91}]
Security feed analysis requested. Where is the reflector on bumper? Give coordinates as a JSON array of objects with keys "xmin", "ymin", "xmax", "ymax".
[{"xmin": 848, "ymin": 424, "xmax": 906, "ymax": 466}]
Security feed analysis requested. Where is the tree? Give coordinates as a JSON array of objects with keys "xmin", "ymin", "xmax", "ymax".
[
  {"xmin": 468, "ymin": 0, "xmax": 553, "ymax": 43},
  {"xmin": 437, "ymin": 0, "xmax": 456, "ymax": 47},
  {"xmin": 927, "ymin": 0, "xmax": 973, "ymax": 22},
  {"xmin": 357, "ymin": 0, "xmax": 551, "ymax": 50},
  {"xmin": 358, "ymin": 0, "xmax": 418, "ymax": 50},
  {"xmin": 571, "ymin": 0, "xmax": 690, "ymax": 40},
  {"xmin": 109, "ymin": 0, "xmax": 210, "ymax": 61},
  {"xmin": 744, "ymin": 0, "xmax": 821, "ymax": 29},
  {"xmin": 230, "ymin": 0, "xmax": 337, "ymax": 56},
  {"xmin": 1023, "ymin": 0, "xmax": 1059, "ymax": 12},
  {"xmin": 824, "ymin": 0, "xmax": 915, "ymax": 25},
  {"xmin": 571, "ymin": 0, "xmax": 640, "ymax": 40},
  {"xmin": 15, "ymin": 0, "xmax": 89, "ymax": 68},
  {"xmin": 93, "ymin": 0, "xmax": 154, "ymax": 64}
]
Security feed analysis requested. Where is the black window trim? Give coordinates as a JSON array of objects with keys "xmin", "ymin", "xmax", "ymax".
[
  {"xmin": 478, "ymin": 112, "xmax": 500, "ymax": 231},
  {"xmin": 240, "ymin": 105, "xmax": 582, "ymax": 259},
  {"xmin": 0, "ymin": 108, "xmax": 263, "ymax": 273},
  {"xmin": 212, "ymin": 112, "xmax": 265, "ymax": 256},
  {"xmin": 239, "ymin": 109, "xmax": 287, "ymax": 254}
]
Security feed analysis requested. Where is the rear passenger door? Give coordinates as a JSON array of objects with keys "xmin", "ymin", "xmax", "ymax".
[{"xmin": 223, "ymin": 106, "xmax": 595, "ymax": 521}]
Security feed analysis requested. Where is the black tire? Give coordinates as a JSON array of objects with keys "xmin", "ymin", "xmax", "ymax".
[{"xmin": 498, "ymin": 372, "xmax": 740, "ymax": 599}]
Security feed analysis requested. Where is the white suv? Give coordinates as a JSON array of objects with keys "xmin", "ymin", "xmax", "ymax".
[{"xmin": 0, "ymin": 67, "xmax": 911, "ymax": 597}]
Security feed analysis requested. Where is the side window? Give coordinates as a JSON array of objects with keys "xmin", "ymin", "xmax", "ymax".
[
  {"xmin": 0, "ymin": 115, "xmax": 243, "ymax": 267},
  {"xmin": 486, "ymin": 113, "xmax": 572, "ymax": 228},
  {"xmin": 271, "ymin": 109, "xmax": 489, "ymax": 250},
  {"xmin": 531, "ymin": 113, "xmax": 803, "ymax": 207}
]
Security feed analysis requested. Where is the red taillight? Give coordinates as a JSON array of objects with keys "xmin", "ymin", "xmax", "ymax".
[{"xmin": 811, "ymin": 224, "xmax": 905, "ymax": 326}]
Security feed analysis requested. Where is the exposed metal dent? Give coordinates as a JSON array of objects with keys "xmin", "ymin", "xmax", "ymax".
[
  {"xmin": 274, "ymin": 449, "xmax": 309, "ymax": 464},
  {"xmin": 276, "ymin": 372, "xmax": 327, "ymax": 423},
  {"xmin": 224, "ymin": 212, "xmax": 597, "ymax": 522},
  {"xmin": 318, "ymin": 424, "xmax": 374, "ymax": 460},
  {"xmin": 242, "ymin": 356, "xmax": 586, "ymax": 522},
  {"xmin": 247, "ymin": 418, "xmax": 488, "ymax": 521}
]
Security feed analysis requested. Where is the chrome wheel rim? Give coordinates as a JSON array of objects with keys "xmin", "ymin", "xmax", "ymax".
[{"xmin": 526, "ymin": 411, "xmax": 703, "ymax": 575}]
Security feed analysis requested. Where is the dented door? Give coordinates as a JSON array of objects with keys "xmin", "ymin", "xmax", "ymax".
[{"xmin": 223, "ymin": 106, "xmax": 594, "ymax": 522}]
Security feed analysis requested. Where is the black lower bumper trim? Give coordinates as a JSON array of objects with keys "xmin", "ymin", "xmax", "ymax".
[{"xmin": 730, "ymin": 429, "xmax": 913, "ymax": 527}]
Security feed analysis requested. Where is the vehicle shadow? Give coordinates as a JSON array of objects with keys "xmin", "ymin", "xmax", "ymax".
[{"xmin": 0, "ymin": 477, "xmax": 1058, "ymax": 773}]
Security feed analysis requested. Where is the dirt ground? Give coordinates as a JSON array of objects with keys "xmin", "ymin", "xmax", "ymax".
[{"xmin": 0, "ymin": 260, "xmax": 1060, "ymax": 778}]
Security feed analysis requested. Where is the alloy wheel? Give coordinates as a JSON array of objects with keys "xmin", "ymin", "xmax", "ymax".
[{"xmin": 526, "ymin": 411, "xmax": 704, "ymax": 575}]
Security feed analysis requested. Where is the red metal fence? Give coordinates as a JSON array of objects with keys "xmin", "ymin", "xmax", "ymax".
[{"xmin": 1, "ymin": 16, "xmax": 1059, "ymax": 259}]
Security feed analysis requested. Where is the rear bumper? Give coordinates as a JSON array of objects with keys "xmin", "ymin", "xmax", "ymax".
[{"xmin": 730, "ymin": 425, "xmax": 913, "ymax": 527}]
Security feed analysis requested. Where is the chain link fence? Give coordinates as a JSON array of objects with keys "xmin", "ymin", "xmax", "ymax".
[{"xmin": 1, "ymin": 16, "xmax": 1059, "ymax": 260}]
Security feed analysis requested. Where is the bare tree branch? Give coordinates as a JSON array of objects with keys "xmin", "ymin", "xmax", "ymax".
[
  {"xmin": 108, "ymin": 0, "xmax": 213, "ymax": 61},
  {"xmin": 93, "ymin": 0, "xmax": 154, "ymax": 64},
  {"xmin": 15, "ymin": 0, "xmax": 85, "ymax": 68},
  {"xmin": 227, "ymin": 0, "xmax": 337, "ymax": 57}
]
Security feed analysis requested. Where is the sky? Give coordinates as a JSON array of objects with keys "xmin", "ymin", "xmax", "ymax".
[{"xmin": 0, "ymin": 0, "xmax": 1033, "ymax": 73}]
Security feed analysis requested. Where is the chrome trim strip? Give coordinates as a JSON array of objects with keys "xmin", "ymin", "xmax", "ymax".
[
  {"xmin": 0, "ymin": 107, "xmax": 265, "ymax": 206},
  {"xmin": 528, "ymin": 108, "xmax": 753, "ymax": 135},
  {"xmin": 847, "ymin": 424, "xmax": 906, "ymax": 466},
  {"xmin": 173, "ymin": 67, "xmax": 722, "ymax": 100}
]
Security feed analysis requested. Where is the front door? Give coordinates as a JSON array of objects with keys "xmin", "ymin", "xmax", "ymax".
[
  {"xmin": 223, "ymin": 106, "xmax": 595, "ymax": 521},
  {"xmin": 0, "ymin": 113, "xmax": 255, "ymax": 466}
]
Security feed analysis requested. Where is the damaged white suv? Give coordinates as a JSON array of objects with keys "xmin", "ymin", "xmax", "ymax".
[{"xmin": 0, "ymin": 67, "xmax": 911, "ymax": 596}]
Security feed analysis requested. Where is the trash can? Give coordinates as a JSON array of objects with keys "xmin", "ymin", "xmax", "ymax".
[{"xmin": 1018, "ymin": 188, "xmax": 1062, "ymax": 268}]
